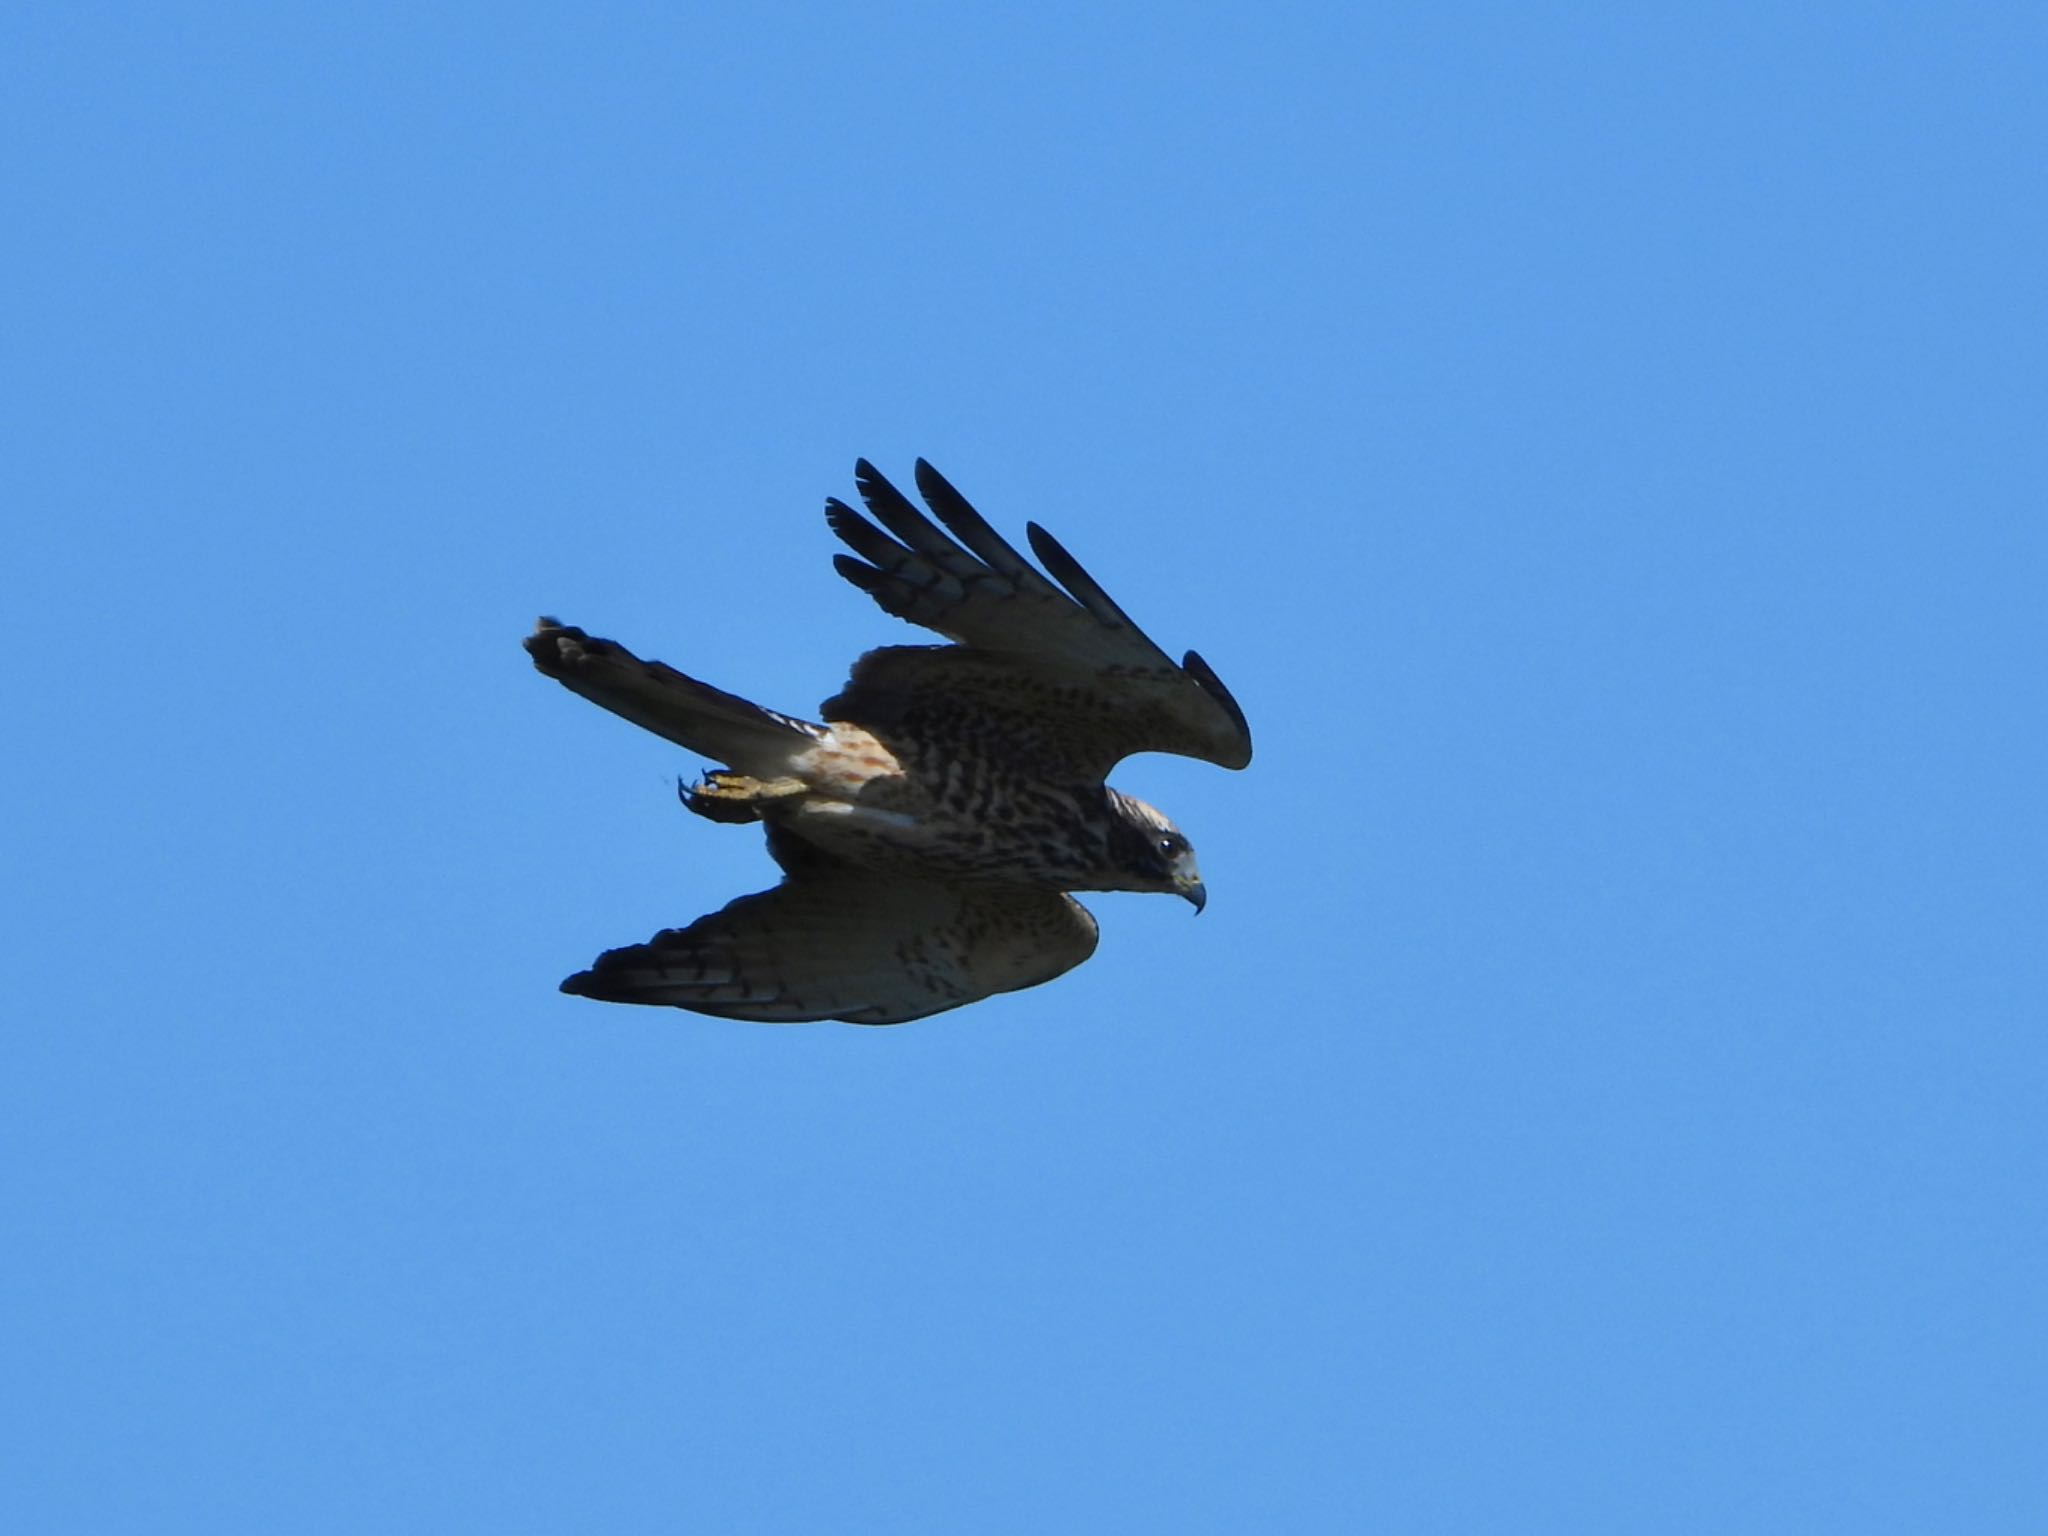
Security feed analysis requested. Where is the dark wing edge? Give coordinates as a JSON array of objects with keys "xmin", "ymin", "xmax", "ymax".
[
  {"xmin": 824, "ymin": 460, "xmax": 1253, "ymax": 770},
  {"xmin": 1177, "ymin": 648, "xmax": 1253, "ymax": 770},
  {"xmin": 558, "ymin": 830, "xmax": 1102, "ymax": 1025},
  {"xmin": 1027, "ymin": 518, "xmax": 1254, "ymax": 771}
]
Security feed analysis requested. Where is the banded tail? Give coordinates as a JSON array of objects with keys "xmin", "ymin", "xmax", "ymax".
[{"xmin": 525, "ymin": 619, "xmax": 826, "ymax": 778}]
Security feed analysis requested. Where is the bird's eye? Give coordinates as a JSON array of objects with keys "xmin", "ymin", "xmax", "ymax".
[{"xmin": 1157, "ymin": 835, "xmax": 1179, "ymax": 857}]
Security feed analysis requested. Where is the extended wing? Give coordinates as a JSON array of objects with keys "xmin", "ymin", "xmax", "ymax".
[
  {"xmin": 822, "ymin": 459, "xmax": 1252, "ymax": 777},
  {"xmin": 559, "ymin": 828, "xmax": 1099, "ymax": 1024}
]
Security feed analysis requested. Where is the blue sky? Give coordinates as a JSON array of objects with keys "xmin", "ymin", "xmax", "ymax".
[{"xmin": 5, "ymin": 3, "xmax": 2043, "ymax": 1530}]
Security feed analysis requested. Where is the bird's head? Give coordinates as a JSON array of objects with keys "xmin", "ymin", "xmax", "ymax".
[{"xmin": 1105, "ymin": 790, "xmax": 1207, "ymax": 912}]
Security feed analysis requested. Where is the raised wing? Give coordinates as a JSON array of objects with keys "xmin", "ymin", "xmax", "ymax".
[
  {"xmin": 558, "ymin": 829, "xmax": 1100, "ymax": 1025},
  {"xmin": 823, "ymin": 460, "xmax": 1252, "ymax": 773}
]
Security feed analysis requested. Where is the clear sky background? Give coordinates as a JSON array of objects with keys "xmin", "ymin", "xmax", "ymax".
[{"xmin": 5, "ymin": 3, "xmax": 2043, "ymax": 1531}]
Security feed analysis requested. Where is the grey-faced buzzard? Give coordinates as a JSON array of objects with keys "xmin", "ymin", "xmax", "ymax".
[{"xmin": 526, "ymin": 459, "xmax": 1251, "ymax": 1024}]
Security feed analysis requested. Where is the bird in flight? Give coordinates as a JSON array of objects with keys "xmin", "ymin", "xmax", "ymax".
[{"xmin": 526, "ymin": 459, "xmax": 1252, "ymax": 1024}]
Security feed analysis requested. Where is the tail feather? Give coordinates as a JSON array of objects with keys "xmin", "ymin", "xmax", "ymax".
[{"xmin": 525, "ymin": 619, "xmax": 825, "ymax": 777}]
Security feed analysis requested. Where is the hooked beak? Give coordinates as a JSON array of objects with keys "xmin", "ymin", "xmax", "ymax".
[{"xmin": 1178, "ymin": 876, "xmax": 1208, "ymax": 914}]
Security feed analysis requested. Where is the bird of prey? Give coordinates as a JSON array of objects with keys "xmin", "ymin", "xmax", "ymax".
[{"xmin": 525, "ymin": 459, "xmax": 1251, "ymax": 1024}]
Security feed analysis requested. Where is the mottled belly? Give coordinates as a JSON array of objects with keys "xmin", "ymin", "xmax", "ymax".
[{"xmin": 776, "ymin": 733, "xmax": 1091, "ymax": 886}]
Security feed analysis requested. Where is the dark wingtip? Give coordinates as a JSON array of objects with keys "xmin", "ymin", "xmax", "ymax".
[
  {"xmin": 853, "ymin": 458, "xmax": 898, "ymax": 503},
  {"xmin": 823, "ymin": 497, "xmax": 862, "ymax": 535},
  {"xmin": 832, "ymin": 552, "xmax": 885, "ymax": 591},
  {"xmin": 560, "ymin": 971, "xmax": 597, "ymax": 997},
  {"xmin": 1183, "ymin": 648, "xmax": 1253, "ymax": 767},
  {"xmin": 851, "ymin": 460, "xmax": 936, "ymax": 541},
  {"xmin": 1024, "ymin": 521, "xmax": 1091, "ymax": 600}
]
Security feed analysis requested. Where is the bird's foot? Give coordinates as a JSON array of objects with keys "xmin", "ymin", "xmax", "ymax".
[{"xmin": 680, "ymin": 771, "xmax": 808, "ymax": 824}]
